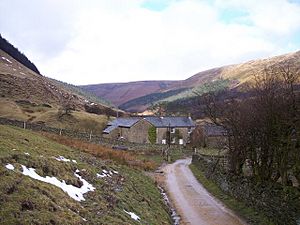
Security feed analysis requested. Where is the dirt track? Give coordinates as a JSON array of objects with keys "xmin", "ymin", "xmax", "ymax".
[{"xmin": 160, "ymin": 158, "xmax": 246, "ymax": 225}]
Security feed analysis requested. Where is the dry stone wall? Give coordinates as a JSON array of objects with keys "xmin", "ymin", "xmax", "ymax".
[{"xmin": 192, "ymin": 154, "xmax": 300, "ymax": 225}]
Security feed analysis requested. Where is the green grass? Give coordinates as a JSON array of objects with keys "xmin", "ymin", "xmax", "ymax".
[
  {"xmin": 0, "ymin": 125, "xmax": 171, "ymax": 224},
  {"xmin": 197, "ymin": 147, "xmax": 227, "ymax": 156},
  {"xmin": 189, "ymin": 164, "xmax": 275, "ymax": 225}
]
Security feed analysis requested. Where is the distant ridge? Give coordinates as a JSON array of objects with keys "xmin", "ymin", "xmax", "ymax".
[
  {"xmin": 0, "ymin": 34, "xmax": 40, "ymax": 74},
  {"xmin": 81, "ymin": 50, "xmax": 300, "ymax": 112}
]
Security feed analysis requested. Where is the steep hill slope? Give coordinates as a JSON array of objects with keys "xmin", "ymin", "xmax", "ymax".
[
  {"xmin": 82, "ymin": 50, "xmax": 300, "ymax": 112},
  {"xmin": 0, "ymin": 125, "xmax": 171, "ymax": 224},
  {"xmin": 0, "ymin": 49, "xmax": 121, "ymax": 132}
]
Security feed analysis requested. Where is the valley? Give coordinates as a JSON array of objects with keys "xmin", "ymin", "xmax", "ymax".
[{"xmin": 0, "ymin": 31, "xmax": 299, "ymax": 225}]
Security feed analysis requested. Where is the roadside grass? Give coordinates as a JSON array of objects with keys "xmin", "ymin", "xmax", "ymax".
[
  {"xmin": 196, "ymin": 147, "xmax": 227, "ymax": 156},
  {"xmin": 189, "ymin": 164, "xmax": 275, "ymax": 225},
  {"xmin": 0, "ymin": 125, "xmax": 171, "ymax": 224}
]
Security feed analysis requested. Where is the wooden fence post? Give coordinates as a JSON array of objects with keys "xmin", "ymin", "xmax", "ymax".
[{"xmin": 23, "ymin": 121, "xmax": 26, "ymax": 129}]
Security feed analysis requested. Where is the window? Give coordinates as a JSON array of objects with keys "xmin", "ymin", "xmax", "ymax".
[
  {"xmin": 170, "ymin": 127, "xmax": 175, "ymax": 133},
  {"xmin": 179, "ymin": 139, "xmax": 184, "ymax": 145}
]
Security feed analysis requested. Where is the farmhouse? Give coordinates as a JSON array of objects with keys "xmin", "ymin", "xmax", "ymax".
[{"xmin": 103, "ymin": 116, "xmax": 195, "ymax": 145}]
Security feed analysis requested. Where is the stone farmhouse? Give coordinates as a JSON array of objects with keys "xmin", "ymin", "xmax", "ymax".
[{"xmin": 103, "ymin": 116, "xmax": 195, "ymax": 145}]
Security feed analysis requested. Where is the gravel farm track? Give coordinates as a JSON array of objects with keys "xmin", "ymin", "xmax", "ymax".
[{"xmin": 159, "ymin": 158, "xmax": 247, "ymax": 225}]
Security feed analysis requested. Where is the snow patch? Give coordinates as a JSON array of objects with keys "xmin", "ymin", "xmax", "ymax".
[
  {"xmin": 55, "ymin": 156, "xmax": 70, "ymax": 162},
  {"xmin": 21, "ymin": 165, "xmax": 95, "ymax": 201},
  {"xmin": 96, "ymin": 173, "xmax": 107, "ymax": 178},
  {"xmin": 1, "ymin": 56, "xmax": 12, "ymax": 63},
  {"xmin": 5, "ymin": 164, "xmax": 14, "ymax": 170},
  {"xmin": 124, "ymin": 210, "xmax": 140, "ymax": 221},
  {"xmin": 97, "ymin": 169, "xmax": 118, "ymax": 178},
  {"xmin": 55, "ymin": 156, "xmax": 77, "ymax": 163}
]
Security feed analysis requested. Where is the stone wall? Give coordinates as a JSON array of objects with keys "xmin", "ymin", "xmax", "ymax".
[
  {"xmin": 126, "ymin": 119, "xmax": 152, "ymax": 144},
  {"xmin": 156, "ymin": 127, "xmax": 167, "ymax": 144},
  {"xmin": 103, "ymin": 127, "xmax": 119, "ymax": 140},
  {"xmin": 192, "ymin": 154, "xmax": 300, "ymax": 225}
]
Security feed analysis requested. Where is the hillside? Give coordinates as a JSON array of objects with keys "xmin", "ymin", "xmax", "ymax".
[
  {"xmin": 82, "ymin": 50, "xmax": 300, "ymax": 112},
  {"xmin": 0, "ymin": 49, "xmax": 122, "ymax": 133},
  {"xmin": 81, "ymin": 80, "xmax": 177, "ymax": 106},
  {"xmin": 0, "ymin": 125, "xmax": 171, "ymax": 224}
]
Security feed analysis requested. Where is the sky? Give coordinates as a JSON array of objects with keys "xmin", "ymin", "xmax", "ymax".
[{"xmin": 1, "ymin": 0, "xmax": 300, "ymax": 85}]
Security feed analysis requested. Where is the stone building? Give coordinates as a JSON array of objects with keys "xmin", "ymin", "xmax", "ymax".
[
  {"xmin": 191, "ymin": 122, "xmax": 227, "ymax": 148},
  {"xmin": 103, "ymin": 116, "xmax": 195, "ymax": 145}
]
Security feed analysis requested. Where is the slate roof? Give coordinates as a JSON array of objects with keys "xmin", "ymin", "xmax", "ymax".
[
  {"xmin": 145, "ymin": 116, "xmax": 195, "ymax": 128},
  {"xmin": 103, "ymin": 117, "xmax": 141, "ymax": 134},
  {"xmin": 103, "ymin": 116, "xmax": 195, "ymax": 134},
  {"xmin": 107, "ymin": 117, "xmax": 141, "ymax": 127},
  {"xmin": 103, "ymin": 125, "xmax": 118, "ymax": 134},
  {"xmin": 203, "ymin": 123, "xmax": 227, "ymax": 136}
]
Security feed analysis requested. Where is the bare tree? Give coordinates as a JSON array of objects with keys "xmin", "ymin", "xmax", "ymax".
[{"xmin": 203, "ymin": 64, "xmax": 300, "ymax": 185}]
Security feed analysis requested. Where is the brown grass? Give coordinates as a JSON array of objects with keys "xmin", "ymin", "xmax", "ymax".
[{"xmin": 41, "ymin": 132, "xmax": 157, "ymax": 171}]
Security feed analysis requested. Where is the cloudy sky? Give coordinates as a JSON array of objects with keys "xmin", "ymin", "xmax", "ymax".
[{"xmin": 1, "ymin": 0, "xmax": 300, "ymax": 85}]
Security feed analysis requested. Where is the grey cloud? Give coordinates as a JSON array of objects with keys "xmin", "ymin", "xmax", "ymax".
[{"xmin": 0, "ymin": 0, "xmax": 78, "ymax": 59}]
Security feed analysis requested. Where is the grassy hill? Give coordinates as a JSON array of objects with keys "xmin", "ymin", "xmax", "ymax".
[
  {"xmin": 119, "ymin": 88, "xmax": 188, "ymax": 112},
  {"xmin": 83, "ymin": 50, "xmax": 300, "ymax": 113},
  {"xmin": 119, "ymin": 79, "xmax": 231, "ymax": 112},
  {"xmin": 0, "ymin": 125, "xmax": 171, "ymax": 224},
  {"xmin": 81, "ymin": 80, "xmax": 177, "ymax": 107},
  {"xmin": 0, "ymin": 49, "xmax": 122, "ymax": 133}
]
